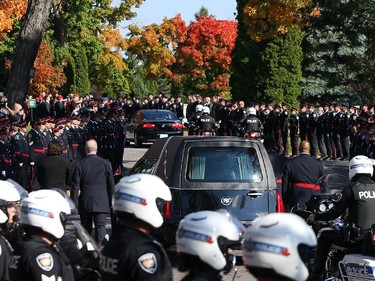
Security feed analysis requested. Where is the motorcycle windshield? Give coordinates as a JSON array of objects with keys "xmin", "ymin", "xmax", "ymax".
[{"xmin": 313, "ymin": 173, "xmax": 349, "ymax": 195}]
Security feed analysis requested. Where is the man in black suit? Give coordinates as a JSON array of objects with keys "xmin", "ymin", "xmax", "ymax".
[
  {"xmin": 71, "ymin": 139, "xmax": 115, "ymax": 246},
  {"xmin": 282, "ymin": 140, "xmax": 324, "ymax": 210}
]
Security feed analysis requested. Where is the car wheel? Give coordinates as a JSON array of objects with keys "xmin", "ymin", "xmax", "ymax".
[{"xmin": 134, "ymin": 132, "xmax": 142, "ymax": 147}]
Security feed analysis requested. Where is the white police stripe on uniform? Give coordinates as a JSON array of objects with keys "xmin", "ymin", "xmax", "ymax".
[{"xmin": 138, "ymin": 253, "xmax": 157, "ymax": 274}]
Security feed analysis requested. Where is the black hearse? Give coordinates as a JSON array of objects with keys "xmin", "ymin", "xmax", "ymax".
[{"xmin": 129, "ymin": 136, "xmax": 280, "ymax": 246}]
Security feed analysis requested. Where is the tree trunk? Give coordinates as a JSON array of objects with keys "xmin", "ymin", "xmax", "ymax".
[{"xmin": 5, "ymin": 0, "xmax": 52, "ymax": 106}]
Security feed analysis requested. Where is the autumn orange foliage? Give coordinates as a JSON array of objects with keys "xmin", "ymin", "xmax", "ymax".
[
  {"xmin": 0, "ymin": 0, "xmax": 28, "ymax": 42},
  {"xmin": 99, "ymin": 26, "xmax": 128, "ymax": 71},
  {"xmin": 127, "ymin": 14, "xmax": 188, "ymax": 78},
  {"xmin": 29, "ymin": 41, "xmax": 66, "ymax": 95},
  {"xmin": 173, "ymin": 16, "xmax": 237, "ymax": 96},
  {"xmin": 243, "ymin": 0, "xmax": 320, "ymax": 42}
]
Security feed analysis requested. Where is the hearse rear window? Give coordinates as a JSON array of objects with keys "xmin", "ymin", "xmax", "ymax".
[{"xmin": 187, "ymin": 147, "xmax": 263, "ymax": 182}]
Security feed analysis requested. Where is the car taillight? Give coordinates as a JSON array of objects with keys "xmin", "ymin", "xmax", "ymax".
[
  {"xmin": 276, "ymin": 191, "xmax": 284, "ymax": 213},
  {"xmin": 142, "ymin": 123, "xmax": 155, "ymax": 129},
  {"xmin": 172, "ymin": 123, "xmax": 183, "ymax": 129},
  {"xmin": 164, "ymin": 201, "xmax": 171, "ymax": 219},
  {"xmin": 250, "ymin": 131, "xmax": 260, "ymax": 138}
]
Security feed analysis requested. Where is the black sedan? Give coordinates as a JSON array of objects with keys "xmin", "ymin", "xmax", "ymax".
[{"xmin": 125, "ymin": 109, "xmax": 184, "ymax": 147}]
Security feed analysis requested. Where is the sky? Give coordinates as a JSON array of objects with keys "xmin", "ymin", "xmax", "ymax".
[{"xmin": 119, "ymin": 0, "xmax": 237, "ymax": 34}]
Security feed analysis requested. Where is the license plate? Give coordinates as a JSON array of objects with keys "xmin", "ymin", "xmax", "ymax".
[{"xmin": 159, "ymin": 134, "xmax": 168, "ymax": 138}]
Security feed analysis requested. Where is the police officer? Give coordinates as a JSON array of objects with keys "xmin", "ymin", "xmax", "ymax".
[
  {"xmin": 339, "ymin": 102, "xmax": 350, "ymax": 160},
  {"xmin": 11, "ymin": 121, "xmax": 30, "ymax": 188},
  {"xmin": 332, "ymin": 103, "xmax": 343, "ymax": 160},
  {"xmin": 289, "ymin": 107, "xmax": 299, "ymax": 156},
  {"xmin": 241, "ymin": 107, "xmax": 262, "ymax": 136},
  {"xmin": 99, "ymin": 174, "xmax": 173, "ymax": 281},
  {"xmin": 299, "ymin": 104, "xmax": 309, "ymax": 142},
  {"xmin": 322, "ymin": 103, "xmax": 333, "ymax": 160},
  {"xmin": 282, "ymin": 141, "xmax": 324, "ymax": 210},
  {"xmin": 196, "ymin": 106, "xmax": 216, "ymax": 135},
  {"xmin": 242, "ymin": 213, "xmax": 317, "ymax": 281},
  {"xmin": 9, "ymin": 189, "xmax": 74, "ymax": 281},
  {"xmin": 307, "ymin": 155, "xmax": 375, "ymax": 280},
  {"xmin": 176, "ymin": 210, "xmax": 242, "ymax": 281},
  {"xmin": 0, "ymin": 181, "xmax": 21, "ymax": 281},
  {"xmin": 280, "ymin": 103, "xmax": 289, "ymax": 156},
  {"xmin": 307, "ymin": 105, "xmax": 318, "ymax": 158}
]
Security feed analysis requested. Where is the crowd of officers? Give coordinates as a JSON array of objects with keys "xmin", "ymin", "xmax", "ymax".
[
  {"xmin": 185, "ymin": 95, "xmax": 375, "ymax": 161},
  {"xmin": 0, "ymin": 99, "xmax": 127, "ymax": 191}
]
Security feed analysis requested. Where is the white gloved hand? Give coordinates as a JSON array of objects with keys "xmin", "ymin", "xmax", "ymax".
[
  {"xmin": 30, "ymin": 162, "xmax": 35, "ymax": 166},
  {"xmin": 1, "ymin": 171, "xmax": 6, "ymax": 177},
  {"xmin": 19, "ymin": 163, "xmax": 23, "ymax": 167}
]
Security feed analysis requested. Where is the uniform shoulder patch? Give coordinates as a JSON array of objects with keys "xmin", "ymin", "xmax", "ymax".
[
  {"xmin": 138, "ymin": 253, "xmax": 157, "ymax": 274},
  {"xmin": 36, "ymin": 253, "xmax": 54, "ymax": 271}
]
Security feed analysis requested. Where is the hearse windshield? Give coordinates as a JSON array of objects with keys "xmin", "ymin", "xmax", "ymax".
[{"xmin": 187, "ymin": 147, "xmax": 263, "ymax": 183}]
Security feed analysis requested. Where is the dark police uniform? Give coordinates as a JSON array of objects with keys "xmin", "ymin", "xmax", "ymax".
[
  {"xmin": 280, "ymin": 109, "xmax": 289, "ymax": 156},
  {"xmin": 299, "ymin": 111, "xmax": 308, "ymax": 141},
  {"xmin": 0, "ymin": 234, "xmax": 12, "ymax": 281},
  {"xmin": 339, "ymin": 109, "xmax": 350, "ymax": 160},
  {"xmin": 196, "ymin": 114, "xmax": 216, "ymax": 135},
  {"xmin": 99, "ymin": 224, "xmax": 173, "ymax": 281},
  {"xmin": 289, "ymin": 112, "xmax": 299, "ymax": 156},
  {"xmin": 307, "ymin": 110, "xmax": 318, "ymax": 158},
  {"xmin": 181, "ymin": 271, "xmax": 222, "ymax": 281},
  {"xmin": 310, "ymin": 176, "xmax": 375, "ymax": 280},
  {"xmin": 241, "ymin": 115, "xmax": 261, "ymax": 133},
  {"xmin": 9, "ymin": 235, "xmax": 74, "ymax": 281},
  {"xmin": 11, "ymin": 131, "xmax": 30, "ymax": 188},
  {"xmin": 281, "ymin": 153, "xmax": 324, "ymax": 209}
]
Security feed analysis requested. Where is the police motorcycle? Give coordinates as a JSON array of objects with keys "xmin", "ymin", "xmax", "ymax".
[{"xmin": 293, "ymin": 173, "xmax": 375, "ymax": 281}]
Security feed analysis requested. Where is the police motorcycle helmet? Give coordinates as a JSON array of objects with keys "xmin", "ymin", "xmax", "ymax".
[
  {"xmin": 195, "ymin": 104, "xmax": 204, "ymax": 112},
  {"xmin": 113, "ymin": 174, "xmax": 172, "ymax": 228},
  {"xmin": 349, "ymin": 155, "xmax": 374, "ymax": 181},
  {"xmin": 202, "ymin": 106, "xmax": 210, "ymax": 114},
  {"xmin": 248, "ymin": 107, "xmax": 257, "ymax": 116},
  {"xmin": 20, "ymin": 189, "xmax": 71, "ymax": 239},
  {"xmin": 0, "ymin": 180, "xmax": 21, "ymax": 224},
  {"xmin": 242, "ymin": 213, "xmax": 317, "ymax": 281},
  {"xmin": 176, "ymin": 210, "xmax": 244, "ymax": 272}
]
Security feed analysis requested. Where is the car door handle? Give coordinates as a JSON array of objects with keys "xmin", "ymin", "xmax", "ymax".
[{"xmin": 247, "ymin": 191, "xmax": 263, "ymax": 199}]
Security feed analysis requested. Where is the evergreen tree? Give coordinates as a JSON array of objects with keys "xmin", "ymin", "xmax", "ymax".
[
  {"xmin": 301, "ymin": 0, "xmax": 370, "ymax": 102},
  {"xmin": 72, "ymin": 47, "xmax": 90, "ymax": 95}
]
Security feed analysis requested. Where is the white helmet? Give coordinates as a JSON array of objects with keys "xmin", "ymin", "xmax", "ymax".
[
  {"xmin": 196, "ymin": 104, "xmax": 203, "ymax": 112},
  {"xmin": 242, "ymin": 213, "xmax": 316, "ymax": 281},
  {"xmin": 248, "ymin": 107, "xmax": 256, "ymax": 115},
  {"xmin": 349, "ymin": 155, "xmax": 374, "ymax": 180},
  {"xmin": 202, "ymin": 106, "xmax": 210, "ymax": 114},
  {"xmin": 113, "ymin": 174, "xmax": 171, "ymax": 228},
  {"xmin": 176, "ymin": 210, "xmax": 243, "ymax": 271},
  {"xmin": 20, "ymin": 190, "xmax": 71, "ymax": 239},
  {"xmin": 0, "ymin": 180, "xmax": 21, "ymax": 224}
]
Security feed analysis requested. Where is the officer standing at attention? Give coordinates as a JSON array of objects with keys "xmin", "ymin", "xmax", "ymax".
[
  {"xmin": 176, "ymin": 210, "xmax": 243, "ymax": 281},
  {"xmin": 9, "ymin": 189, "xmax": 74, "ymax": 281},
  {"xmin": 307, "ymin": 155, "xmax": 375, "ymax": 281},
  {"xmin": 99, "ymin": 174, "xmax": 173, "ymax": 281},
  {"xmin": 289, "ymin": 107, "xmax": 299, "ymax": 156},
  {"xmin": 280, "ymin": 103, "xmax": 289, "ymax": 156},
  {"xmin": 242, "ymin": 213, "xmax": 317, "ymax": 281},
  {"xmin": 282, "ymin": 141, "xmax": 324, "ymax": 210},
  {"xmin": 299, "ymin": 104, "xmax": 309, "ymax": 142}
]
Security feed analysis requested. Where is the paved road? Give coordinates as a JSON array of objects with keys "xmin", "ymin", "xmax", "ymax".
[{"xmin": 121, "ymin": 143, "xmax": 349, "ymax": 281}]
